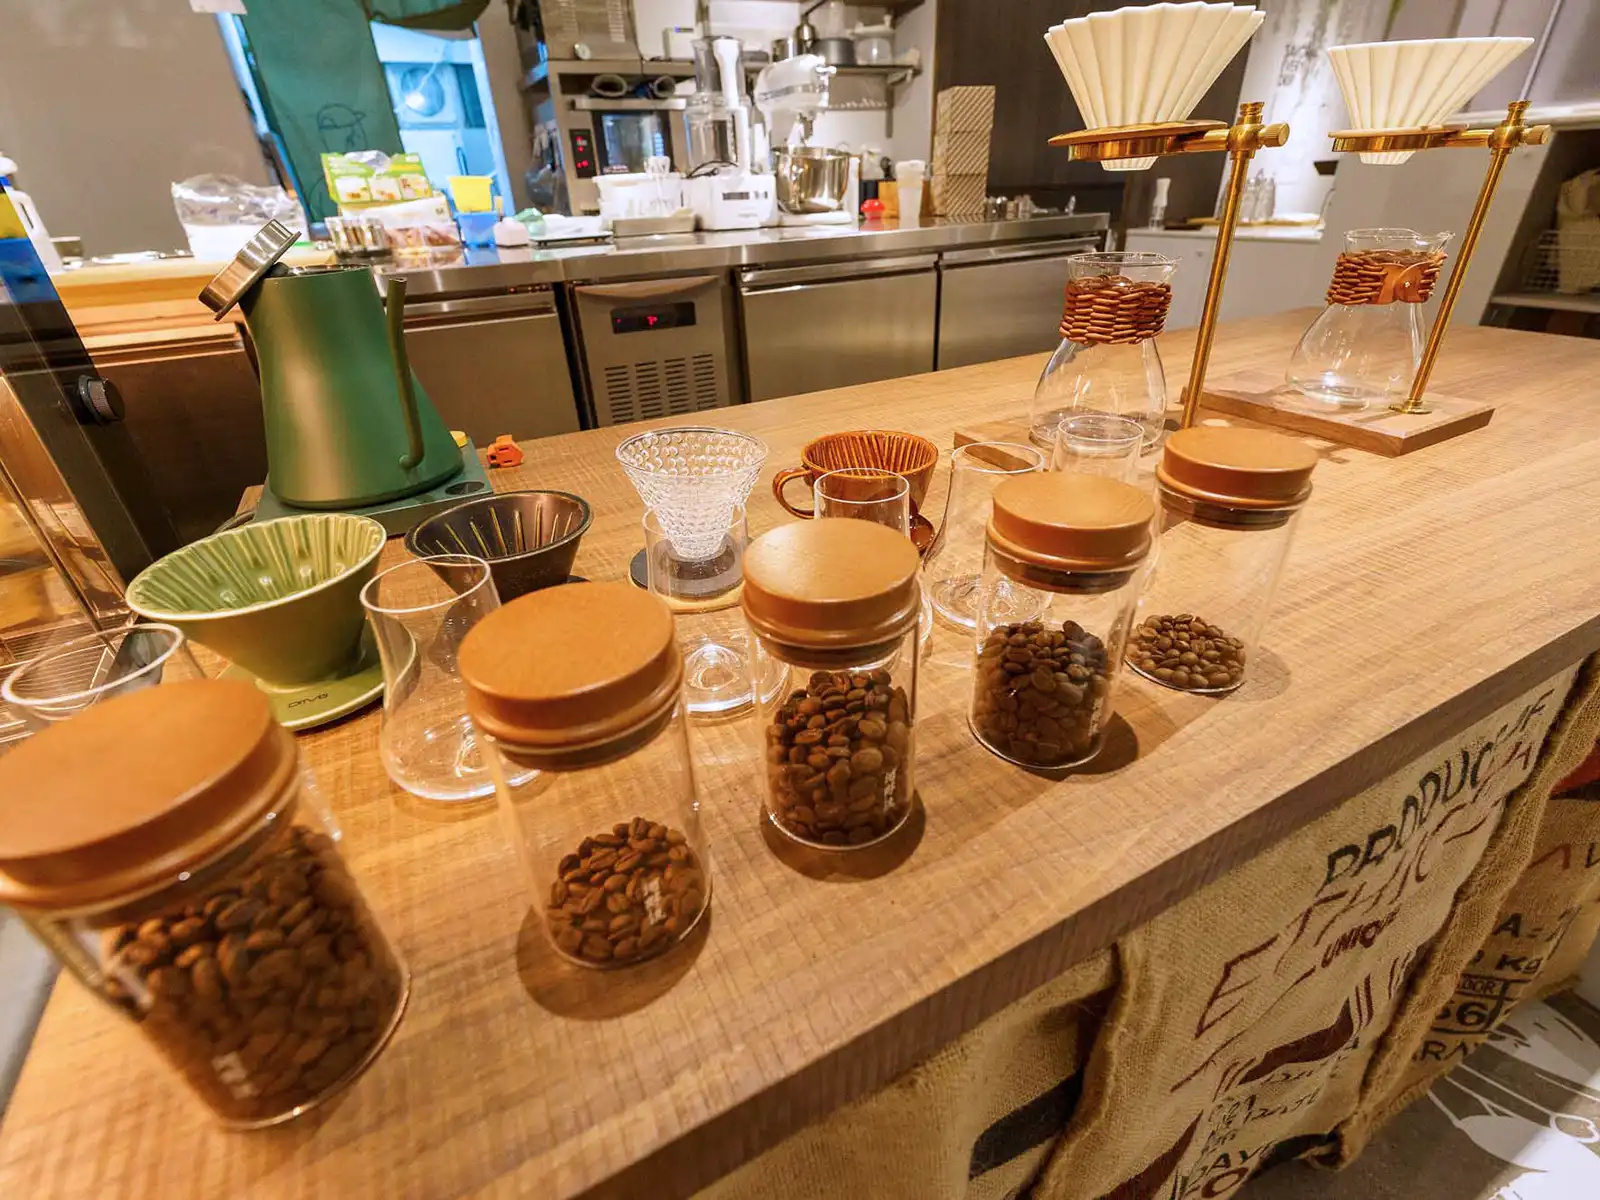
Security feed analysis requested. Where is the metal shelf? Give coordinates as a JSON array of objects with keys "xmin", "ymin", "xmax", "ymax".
[{"xmin": 1491, "ymin": 291, "xmax": 1600, "ymax": 314}]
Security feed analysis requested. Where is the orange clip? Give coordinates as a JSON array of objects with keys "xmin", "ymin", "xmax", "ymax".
[{"xmin": 486, "ymin": 434, "xmax": 523, "ymax": 468}]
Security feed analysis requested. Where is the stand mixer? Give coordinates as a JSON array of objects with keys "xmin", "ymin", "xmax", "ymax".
[
  {"xmin": 684, "ymin": 37, "xmax": 776, "ymax": 231},
  {"xmin": 754, "ymin": 55, "xmax": 859, "ymax": 226}
]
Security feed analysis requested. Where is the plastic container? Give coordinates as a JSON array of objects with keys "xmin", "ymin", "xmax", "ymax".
[
  {"xmin": 460, "ymin": 581, "xmax": 709, "ymax": 968},
  {"xmin": 1129, "ymin": 427, "xmax": 1316, "ymax": 695},
  {"xmin": 971, "ymin": 474, "xmax": 1153, "ymax": 771},
  {"xmin": 743, "ymin": 519, "xmax": 922, "ymax": 850},
  {"xmin": 0, "ymin": 679, "xmax": 407, "ymax": 1128},
  {"xmin": 853, "ymin": 22, "xmax": 894, "ymax": 65}
]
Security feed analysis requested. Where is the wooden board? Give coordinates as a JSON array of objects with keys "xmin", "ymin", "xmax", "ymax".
[
  {"xmin": 1201, "ymin": 367, "xmax": 1496, "ymax": 456},
  {"xmin": 4, "ymin": 313, "xmax": 1600, "ymax": 1199}
]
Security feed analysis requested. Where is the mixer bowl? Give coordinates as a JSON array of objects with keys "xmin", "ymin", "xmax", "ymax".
[{"xmin": 774, "ymin": 147, "xmax": 851, "ymax": 214}]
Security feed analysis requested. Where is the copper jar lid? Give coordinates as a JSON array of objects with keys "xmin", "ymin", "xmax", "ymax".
[
  {"xmin": 988, "ymin": 473, "xmax": 1154, "ymax": 573},
  {"xmin": 1157, "ymin": 426, "xmax": 1317, "ymax": 510},
  {"xmin": 0, "ymin": 679, "xmax": 297, "ymax": 911},
  {"xmin": 742, "ymin": 519, "xmax": 921, "ymax": 651},
  {"xmin": 459, "ymin": 581, "xmax": 683, "ymax": 755}
]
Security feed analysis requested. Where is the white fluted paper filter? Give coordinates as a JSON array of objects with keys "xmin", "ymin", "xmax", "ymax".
[
  {"xmin": 616, "ymin": 427, "xmax": 767, "ymax": 561},
  {"xmin": 1328, "ymin": 37, "xmax": 1532, "ymax": 165},
  {"xmin": 1044, "ymin": 2, "xmax": 1264, "ymax": 171}
]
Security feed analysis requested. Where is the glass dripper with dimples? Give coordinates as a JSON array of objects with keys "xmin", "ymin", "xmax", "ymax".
[{"xmin": 616, "ymin": 426, "xmax": 786, "ymax": 716}]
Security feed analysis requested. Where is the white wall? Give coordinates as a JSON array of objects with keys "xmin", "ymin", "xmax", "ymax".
[{"xmin": 0, "ymin": 0, "xmax": 269, "ymax": 255}]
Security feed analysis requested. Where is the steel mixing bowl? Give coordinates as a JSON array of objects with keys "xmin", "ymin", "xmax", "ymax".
[{"xmin": 774, "ymin": 147, "xmax": 852, "ymax": 214}]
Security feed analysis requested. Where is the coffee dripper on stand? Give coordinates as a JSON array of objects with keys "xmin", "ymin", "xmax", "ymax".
[{"xmin": 616, "ymin": 427, "xmax": 787, "ymax": 716}]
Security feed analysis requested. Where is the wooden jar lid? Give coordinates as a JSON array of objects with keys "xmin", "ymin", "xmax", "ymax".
[
  {"xmin": 0, "ymin": 679, "xmax": 297, "ymax": 911},
  {"xmin": 988, "ymin": 473, "xmax": 1154, "ymax": 572},
  {"xmin": 459, "ymin": 581, "xmax": 683, "ymax": 753},
  {"xmin": 742, "ymin": 519, "xmax": 921, "ymax": 650},
  {"xmin": 1158, "ymin": 426, "xmax": 1317, "ymax": 510}
]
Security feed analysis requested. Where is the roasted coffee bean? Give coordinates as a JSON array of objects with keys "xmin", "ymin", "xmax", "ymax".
[
  {"xmin": 544, "ymin": 816, "xmax": 707, "ymax": 967},
  {"xmin": 972, "ymin": 619, "xmax": 1111, "ymax": 768},
  {"xmin": 765, "ymin": 669, "xmax": 911, "ymax": 846},
  {"xmin": 97, "ymin": 824, "xmax": 403, "ymax": 1125},
  {"xmin": 1131, "ymin": 614, "xmax": 1245, "ymax": 692}
]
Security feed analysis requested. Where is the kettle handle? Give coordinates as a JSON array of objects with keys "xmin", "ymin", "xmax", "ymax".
[{"xmin": 384, "ymin": 275, "xmax": 426, "ymax": 471}]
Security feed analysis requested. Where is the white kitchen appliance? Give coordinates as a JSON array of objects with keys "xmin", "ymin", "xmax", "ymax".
[
  {"xmin": 754, "ymin": 56, "xmax": 859, "ymax": 226},
  {"xmin": 685, "ymin": 173, "xmax": 776, "ymax": 230},
  {"xmin": 685, "ymin": 36, "xmax": 776, "ymax": 231}
]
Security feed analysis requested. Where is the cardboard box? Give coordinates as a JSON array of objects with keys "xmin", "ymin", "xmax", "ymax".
[
  {"xmin": 932, "ymin": 173, "xmax": 988, "ymax": 216},
  {"xmin": 935, "ymin": 85, "xmax": 997, "ymax": 133},
  {"xmin": 932, "ymin": 130, "xmax": 992, "ymax": 178}
]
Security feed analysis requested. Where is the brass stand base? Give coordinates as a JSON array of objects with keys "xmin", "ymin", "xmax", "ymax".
[{"xmin": 1202, "ymin": 370, "xmax": 1494, "ymax": 457}]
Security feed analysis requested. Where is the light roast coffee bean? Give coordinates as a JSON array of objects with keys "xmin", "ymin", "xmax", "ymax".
[
  {"xmin": 765, "ymin": 669, "xmax": 911, "ymax": 847},
  {"xmin": 99, "ymin": 825, "xmax": 404, "ymax": 1124},
  {"xmin": 1131, "ymin": 613, "xmax": 1244, "ymax": 691},
  {"xmin": 972, "ymin": 619, "xmax": 1109, "ymax": 767},
  {"xmin": 546, "ymin": 816, "xmax": 706, "ymax": 965}
]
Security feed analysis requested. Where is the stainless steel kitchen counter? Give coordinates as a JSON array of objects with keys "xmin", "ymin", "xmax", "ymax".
[{"xmin": 386, "ymin": 214, "xmax": 1109, "ymax": 294}]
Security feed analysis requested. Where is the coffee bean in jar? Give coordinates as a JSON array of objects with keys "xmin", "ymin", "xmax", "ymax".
[
  {"xmin": 1129, "ymin": 614, "xmax": 1245, "ymax": 692},
  {"xmin": 0, "ymin": 679, "xmax": 408, "ymax": 1128},
  {"xmin": 972, "ymin": 620, "xmax": 1110, "ymax": 767},
  {"xmin": 765, "ymin": 668, "xmax": 912, "ymax": 847},
  {"xmin": 546, "ymin": 816, "xmax": 707, "ymax": 965}
]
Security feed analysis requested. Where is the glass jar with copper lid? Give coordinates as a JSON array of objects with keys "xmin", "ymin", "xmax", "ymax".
[
  {"xmin": 742, "ymin": 519, "xmax": 922, "ymax": 850},
  {"xmin": 0, "ymin": 678, "xmax": 408, "ymax": 1128},
  {"xmin": 459, "ymin": 580, "xmax": 708, "ymax": 968},
  {"xmin": 971, "ymin": 473, "xmax": 1154, "ymax": 771},
  {"xmin": 1130, "ymin": 426, "xmax": 1316, "ymax": 694}
]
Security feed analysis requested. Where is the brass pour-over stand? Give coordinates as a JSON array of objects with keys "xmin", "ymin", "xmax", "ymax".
[
  {"xmin": 1050, "ymin": 101, "xmax": 1289, "ymax": 430},
  {"xmin": 1202, "ymin": 101, "xmax": 1551, "ymax": 455}
]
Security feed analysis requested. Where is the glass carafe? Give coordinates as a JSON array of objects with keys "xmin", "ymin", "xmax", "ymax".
[
  {"xmin": 1285, "ymin": 228, "xmax": 1452, "ymax": 411},
  {"xmin": 1030, "ymin": 252, "xmax": 1176, "ymax": 451}
]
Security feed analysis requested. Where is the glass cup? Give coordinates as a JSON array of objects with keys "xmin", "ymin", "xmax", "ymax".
[
  {"xmin": 360, "ymin": 555, "xmax": 526, "ymax": 801},
  {"xmin": 2, "ymin": 623, "xmax": 206, "ymax": 736},
  {"xmin": 924, "ymin": 442, "xmax": 1047, "ymax": 632},
  {"xmin": 1051, "ymin": 413, "xmax": 1144, "ymax": 481},
  {"xmin": 644, "ymin": 505, "xmax": 787, "ymax": 717},
  {"xmin": 815, "ymin": 468, "xmax": 935, "ymax": 654}
]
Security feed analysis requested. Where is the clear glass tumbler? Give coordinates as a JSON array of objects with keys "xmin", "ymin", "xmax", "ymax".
[
  {"xmin": 1285, "ymin": 228, "xmax": 1453, "ymax": 411},
  {"xmin": 360, "ymin": 554, "xmax": 522, "ymax": 801},
  {"xmin": 924, "ymin": 442, "xmax": 1047, "ymax": 632},
  {"xmin": 1031, "ymin": 251, "xmax": 1176, "ymax": 450},
  {"xmin": 814, "ymin": 467, "xmax": 935, "ymax": 655},
  {"xmin": 1051, "ymin": 413, "xmax": 1145, "ymax": 481},
  {"xmin": 3, "ymin": 623, "xmax": 206, "ymax": 735}
]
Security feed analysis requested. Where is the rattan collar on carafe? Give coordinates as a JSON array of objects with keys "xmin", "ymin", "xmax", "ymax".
[{"xmin": 1059, "ymin": 275, "xmax": 1172, "ymax": 345}]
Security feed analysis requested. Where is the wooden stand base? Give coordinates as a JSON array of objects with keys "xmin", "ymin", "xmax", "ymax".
[{"xmin": 1200, "ymin": 370, "xmax": 1494, "ymax": 456}]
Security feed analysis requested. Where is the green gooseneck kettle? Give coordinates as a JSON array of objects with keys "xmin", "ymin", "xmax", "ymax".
[{"xmin": 201, "ymin": 221, "xmax": 463, "ymax": 509}]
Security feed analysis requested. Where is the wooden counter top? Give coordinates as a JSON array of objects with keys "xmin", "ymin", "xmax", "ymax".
[{"xmin": 4, "ymin": 312, "xmax": 1600, "ymax": 1198}]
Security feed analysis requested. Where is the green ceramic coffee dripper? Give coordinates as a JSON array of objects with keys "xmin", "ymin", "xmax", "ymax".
[
  {"xmin": 200, "ymin": 222, "xmax": 488, "ymax": 535},
  {"xmin": 126, "ymin": 514, "xmax": 388, "ymax": 730}
]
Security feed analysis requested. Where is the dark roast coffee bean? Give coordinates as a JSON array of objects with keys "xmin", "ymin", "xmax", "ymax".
[
  {"xmin": 972, "ymin": 619, "xmax": 1110, "ymax": 767},
  {"xmin": 1131, "ymin": 614, "xmax": 1244, "ymax": 691}
]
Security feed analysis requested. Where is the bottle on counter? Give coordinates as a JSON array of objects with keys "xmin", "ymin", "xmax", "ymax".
[
  {"xmin": 1030, "ymin": 251, "xmax": 1177, "ymax": 451},
  {"xmin": 0, "ymin": 679, "xmax": 408, "ymax": 1128},
  {"xmin": 970, "ymin": 473, "xmax": 1153, "ymax": 772},
  {"xmin": 742, "ymin": 519, "xmax": 922, "ymax": 850},
  {"xmin": 1129, "ymin": 426, "xmax": 1316, "ymax": 695},
  {"xmin": 460, "ymin": 581, "xmax": 709, "ymax": 969}
]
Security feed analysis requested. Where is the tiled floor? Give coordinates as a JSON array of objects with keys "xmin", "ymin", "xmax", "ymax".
[{"xmin": 1244, "ymin": 991, "xmax": 1600, "ymax": 1200}]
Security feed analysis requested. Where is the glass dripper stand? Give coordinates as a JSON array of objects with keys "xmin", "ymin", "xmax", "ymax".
[
  {"xmin": 1285, "ymin": 228, "xmax": 1452, "ymax": 412},
  {"xmin": 617, "ymin": 426, "xmax": 781, "ymax": 716},
  {"xmin": 1030, "ymin": 251, "xmax": 1176, "ymax": 452}
]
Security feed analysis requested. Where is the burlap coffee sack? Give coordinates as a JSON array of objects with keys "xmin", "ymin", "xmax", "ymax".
[
  {"xmin": 1030, "ymin": 666, "xmax": 1578, "ymax": 1200},
  {"xmin": 697, "ymin": 950, "xmax": 1114, "ymax": 1200},
  {"xmin": 1336, "ymin": 659, "xmax": 1600, "ymax": 1156}
]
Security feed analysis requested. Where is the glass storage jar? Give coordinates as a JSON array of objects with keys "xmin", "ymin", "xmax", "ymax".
[
  {"xmin": 460, "ymin": 581, "xmax": 709, "ymax": 969},
  {"xmin": 0, "ymin": 678, "xmax": 408, "ymax": 1128},
  {"xmin": 743, "ymin": 519, "xmax": 921, "ymax": 850},
  {"xmin": 970, "ymin": 474, "xmax": 1153, "ymax": 772},
  {"xmin": 1130, "ymin": 427, "xmax": 1316, "ymax": 695}
]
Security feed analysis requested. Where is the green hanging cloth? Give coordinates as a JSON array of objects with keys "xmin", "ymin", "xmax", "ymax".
[
  {"xmin": 241, "ymin": 0, "xmax": 405, "ymax": 221},
  {"xmin": 364, "ymin": 0, "xmax": 492, "ymax": 31}
]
